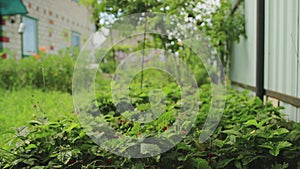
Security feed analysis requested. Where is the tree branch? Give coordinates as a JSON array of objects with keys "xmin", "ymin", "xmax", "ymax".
[{"xmin": 230, "ymin": 0, "xmax": 243, "ymax": 15}]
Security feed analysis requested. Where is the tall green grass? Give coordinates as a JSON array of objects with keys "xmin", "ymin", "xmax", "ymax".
[{"xmin": 0, "ymin": 88, "xmax": 74, "ymax": 149}]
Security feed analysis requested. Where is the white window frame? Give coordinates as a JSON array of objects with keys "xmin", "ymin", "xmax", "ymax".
[{"xmin": 22, "ymin": 16, "xmax": 38, "ymax": 57}]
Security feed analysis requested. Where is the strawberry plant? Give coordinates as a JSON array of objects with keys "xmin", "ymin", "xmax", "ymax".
[
  {"xmin": 2, "ymin": 82, "xmax": 300, "ymax": 168},
  {"xmin": 198, "ymin": 84, "xmax": 300, "ymax": 169}
]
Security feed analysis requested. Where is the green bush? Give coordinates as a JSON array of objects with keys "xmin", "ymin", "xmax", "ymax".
[{"xmin": 0, "ymin": 53, "xmax": 74, "ymax": 93}]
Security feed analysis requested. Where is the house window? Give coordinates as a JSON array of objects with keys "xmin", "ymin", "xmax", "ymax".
[
  {"xmin": 71, "ymin": 31, "xmax": 80, "ymax": 55},
  {"xmin": 22, "ymin": 16, "xmax": 38, "ymax": 57}
]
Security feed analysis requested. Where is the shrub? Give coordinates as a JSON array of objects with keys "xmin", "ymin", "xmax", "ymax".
[{"xmin": 0, "ymin": 52, "xmax": 74, "ymax": 93}]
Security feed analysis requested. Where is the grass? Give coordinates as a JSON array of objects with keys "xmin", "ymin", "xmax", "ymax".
[{"xmin": 0, "ymin": 87, "xmax": 74, "ymax": 149}]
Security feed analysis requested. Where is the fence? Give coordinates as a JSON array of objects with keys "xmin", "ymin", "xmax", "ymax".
[{"xmin": 230, "ymin": 0, "xmax": 300, "ymax": 122}]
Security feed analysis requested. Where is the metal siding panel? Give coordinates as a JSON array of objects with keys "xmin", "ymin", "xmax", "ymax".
[
  {"xmin": 299, "ymin": 60, "xmax": 300, "ymax": 99},
  {"xmin": 265, "ymin": 0, "xmax": 298, "ymax": 97},
  {"xmin": 266, "ymin": 1, "xmax": 277, "ymax": 90},
  {"xmin": 298, "ymin": 0, "xmax": 300, "ymax": 100},
  {"xmin": 287, "ymin": 0, "xmax": 296, "ymax": 97},
  {"xmin": 230, "ymin": 39, "xmax": 247, "ymax": 83},
  {"xmin": 265, "ymin": 0, "xmax": 299, "ymax": 121},
  {"xmin": 285, "ymin": 0, "xmax": 298, "ymax": 97},
  {"xmin": 247, "ymin": 0, "xmax": 257, "ymax": 87},
  {"xmin": 281, "ymin": 102, "xmax": 297, "ymax": 121},
  {"xmin": 296, "ymin": 108, "xmax": 300, "ymax": 123},
  {"xmin": 277, "ymin": 0, "xmax": 284, "ymax": 93},
  {"xmin": 264, "ymin": 0, "xmax": 270, "ymax": 89},
  {"xmin": 273, "ymin": 0, "xmax": 279, "ymax": 91},
  {"xmin": 282, "ymin": 1, "xmax": 288, "ymax": 94},
  {"xmin": 231, "ymin": 0, "xmax": 300, "ymax": 120},
  {"xmin": 230, "ymin": 0, "xmax": 256, "ymax": 86},
  {"xmin": 298, "ymin": 0, "xmax": 300, "ymax": 121}
]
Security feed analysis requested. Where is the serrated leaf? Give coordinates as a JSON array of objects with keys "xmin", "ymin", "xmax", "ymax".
[
  {"xmin": 259, "ymin": 143, "xmax": 273, "ymax": 150},
  {"xmin": 277, "ymin": 141, "xmax": 292, "ymax": 150},
  {"xmin": 217, "ymin": 158, "xmax": 235, "ymax": 168},
  {"xmin": 15, "ymin": 126, "xmax": 29, "ymax": 137},
  {"xmin": 28, "ymin": 120, "xmax": 43, "ymax": 125},
  {"xmin": 213, "ymin": 139, "xmax": 224, "ymax": 148},
  {"xmin": 272, "ymin": 128, "xmax": 289, "ymax": 136},
  {"xmin": 23, "ymin": 158, "xmax": 35, "ymax": 165},
  {"xmin": 244, "ymin": 119, "xmax": 260, "ymax": 128},
  {"xmin": 234, "ymin": 161, "xmax": 242, "ymax": 169},
  {"xmin": 176, "ymin": 142, "xmax": 195, "ymax": 151},
  {"xmin": 31, "ymin": 166, "xmax": 45, "ymax": 169},
  {"xmin": 26, "ymin": 144, "xmax": 37, "ymax": 150},
  {"xmin": 221, "ymin": 130, "xmax": 241, "ymax": 136},
  {"xmin": 260, "ymin": 141, "xmax": 292, "ymax": 156},
  {"xmin": 242, "ymin": 155, "xmax": 263, "ymax": 165},
  {"xmin": 64, "ymin": 123, "xmax": 79, "ymax": 133},
  {"xmin": 189, "ymin": 158, "xmax": 211, "ymax": 169},
  {"xmin": 57, "ymin": 151, "xmax": 72, "ymax": 164},
  {"xmin": 258, "ymin": 117, "xmax": 272, "ymax": 126}
]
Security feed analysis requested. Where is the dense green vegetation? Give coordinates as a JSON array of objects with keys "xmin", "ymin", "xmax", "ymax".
[
  {"xmin": 0, "ymin": 88, "xmax": 73, "ymax": 148},
  {"xmin": 0, "ymin": 51, "xmax": 74, "ymax": 93},
  {"xmin": 0, "ymin": 52, "xmax": 300, "ymax": 168},
  {"xmin": 0, "ymin": 0, "xmax": 299, "ymax": 168},
  {"xmin": 0, "ymin": 51, "xmax": 75, "ymax": 151},
  {"xmin": 1, "ymin": 77, "xmax": 300, "ymax": 168}
]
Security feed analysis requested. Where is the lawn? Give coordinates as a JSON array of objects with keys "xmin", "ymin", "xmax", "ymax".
[{"xmin": 0, "ymin": 88, "xmax": 74, "ymax": 149}]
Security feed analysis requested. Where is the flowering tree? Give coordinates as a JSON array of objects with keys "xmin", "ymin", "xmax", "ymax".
[{"xmin": 80, "ymin": 0, "xmax": 245, "ymax": 71}]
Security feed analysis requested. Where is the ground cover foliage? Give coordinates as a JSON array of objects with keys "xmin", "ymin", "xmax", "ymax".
[
  {"xmin": 1, "ymin": 67, "xmax": 300, "ymax": 168},
  {"xmin": 1, "ymin": 0, "xmax": 300, "ymax": 168}
]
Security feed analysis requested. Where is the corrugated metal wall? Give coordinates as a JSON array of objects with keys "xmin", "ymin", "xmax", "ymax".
[
  {"xmin": 265, "ymin": 0, "xmax": 298, "ymax": 97},
  {"xmin": 230, "ymin": 0, "xmax": 257, "ymax": 87},
  {"xmin": 230, "ymin": 0, "xmax": 300, "ymax": 121},
  {"xmin": 298, "ymin": 0, "xmax": 300, "ymax": 122},
  {"xmin": 265, "ymin": 0, "xmax": 299, "ymax": 122}
]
